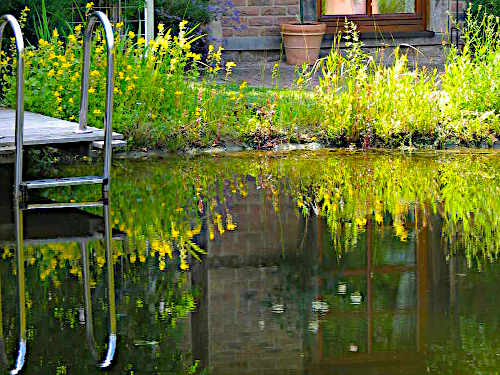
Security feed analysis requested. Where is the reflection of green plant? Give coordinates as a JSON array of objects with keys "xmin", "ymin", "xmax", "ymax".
[
  {"xmin": 377, "ymin": 0, "xmax": 405, "ymax": 13},
  {"xmin": 33, "ymin": 151, "xmax": 500, "ymax": 272}
]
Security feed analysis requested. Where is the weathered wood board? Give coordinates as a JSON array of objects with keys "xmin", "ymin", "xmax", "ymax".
[{"xmin": 0, "ymin": 108, "xmax": 123, "ymax": 152}]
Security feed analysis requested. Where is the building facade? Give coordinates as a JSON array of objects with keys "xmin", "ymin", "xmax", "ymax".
[{"xmin": 214, "ymin": 0, "xmax": 468, "ymax": 66}]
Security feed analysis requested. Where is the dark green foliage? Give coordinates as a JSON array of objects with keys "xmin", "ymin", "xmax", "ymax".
[
  {"xmin": 155, "ymin": 0, "xmax": 212, "ymax": 31},
  {"xmin": 468, "ymin": 0, "xmax": 500, "ymax": 17},
  {"xmin": 155, "ymin": 0, "xmax": 212, "ymax": 53}
]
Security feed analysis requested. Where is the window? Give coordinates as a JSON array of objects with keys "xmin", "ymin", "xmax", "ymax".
[{"xmin": 318, "ymin": 0, "xmax": 427, "ymax": 33}]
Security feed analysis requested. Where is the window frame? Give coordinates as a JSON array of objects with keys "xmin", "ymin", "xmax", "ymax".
[{"xmin": 317, "ymin": 0, "xmax": 427, "ymax": 33}]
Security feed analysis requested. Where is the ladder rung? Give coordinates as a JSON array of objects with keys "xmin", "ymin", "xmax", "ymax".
[
  {"xmin": 22, "ymin": 201, "xmax": 104, "ymax": 210},
  {"xmin": 22, "ymin": 176, "xmax": 105, "ymax": 189}
]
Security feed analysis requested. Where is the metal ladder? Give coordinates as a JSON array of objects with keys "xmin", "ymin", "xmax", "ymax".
[
  {"xmin": 0, "ymin": 11, "xmax": 115, "ymax": 209},
  {"xmin": 0, "ymin": 12, "xmax": 118, "ymax": 373}
]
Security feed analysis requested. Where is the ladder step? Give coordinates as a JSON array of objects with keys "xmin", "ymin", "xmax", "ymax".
[
  {"xmin": 22, "ymin": 176, "xmax": 105, "ymax": 189},
  {"xmin": 22, "ymin": 201, "xmax": 104, "ymax": 210}
]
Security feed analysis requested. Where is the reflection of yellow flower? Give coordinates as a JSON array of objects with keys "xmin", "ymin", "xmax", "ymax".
[{"xmin": 355, "ymin": 217, "xmax": 367, "ymax": 227}]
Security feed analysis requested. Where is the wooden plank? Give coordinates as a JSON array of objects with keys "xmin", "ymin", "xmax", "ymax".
[{"xmin": 0, "ymin": 108, "xmax": 123, "ymax": 148}]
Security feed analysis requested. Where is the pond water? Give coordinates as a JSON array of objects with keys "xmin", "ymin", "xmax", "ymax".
[{"xmin": 1, "ymin": 150, "xmax": 499, "ymax": 374}]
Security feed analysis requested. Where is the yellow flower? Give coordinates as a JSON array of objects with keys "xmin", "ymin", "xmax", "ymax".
[
  {"xmin": 53, "ymin": 91, "xmax": 60, "ymax": 97},
  {"xmin": 179, "ymin": 20, "xmax": 188, "ymax": 31},
  {"xmin": 24, "ymin": 6, "xmax": 30, "ymax": 12},
  {"xmin": 85, "ymin": 2, "xmax": 94, "ymax": 9},
  {"xmin": 88, "ymin": 87, "xmax": 96, "ymax": 94},
  {"xmin": 115, "ymin": 21, "xmax": 124, "ymax": 29},
  {"xmin": 68, "ymin": 97, "xmax": 74, "ymax": 104},
  {"xmin": 93, "ymin": 109, "xmax": 102, "ymax": 114},
  {"xmin": 68, "ymin": 34, "xmax": 77, "ymax": 43},
  {"xmin": 239, "ymin": 80, "xmax": 247, "ymax": 89},
  {"xmin": 174, "ymin": 90, "xmax": 183, "ymax": 96},
  {"xmin": 52, "ymin": 29, "xmax": 59, "ymax": 39},
  {"xmin": 225, "ymin": 61, "xmax": 236, "ymax": 69},
  {"xmin": 137, "ymin": 37, "xmax": 146, "ymax": 46},
  {"xmin": 57, "ymin": 106, "xmax": 62, "ymax": 111},
  {"xmin": 158, "ymin": 23, "xmax": 165, "ymax": 32},
  {"xmin": 128, "ymin": 31, "xmax": 136, "ymax": 39},
  {"xmin": 375, "ymin": 213, "xmax": 383, "ymax": 225},
  {"xmin": 69, "ymin": 115, "xmax": 75, "ymax": 120},
  {"xmin": 180, "ymin": 261, "xmax": 189, "ymax": 270}
]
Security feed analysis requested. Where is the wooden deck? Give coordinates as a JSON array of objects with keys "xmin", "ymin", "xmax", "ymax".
[{"xmin": 0, "ymin": 108, "xmax": 124, "ymax": 152}]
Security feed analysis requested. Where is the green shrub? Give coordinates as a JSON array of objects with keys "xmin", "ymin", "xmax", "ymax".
[
  {"xmin": 468, "ymin": 0, "xmax": 500, "ymax": 17},
  {"xmin": 155, "ymin": 0, "xmax": 212, "ymax": 54}
]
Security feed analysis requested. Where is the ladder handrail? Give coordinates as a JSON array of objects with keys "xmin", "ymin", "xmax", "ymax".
[
  {"xmin": 79, "ymin": 11, "xmax": 115, "ymax": 188},
  {"xmin": 0, "ymin": 15, "xmax": 25, "ymax": 200},
  {"xmin": 80, "ymin": 197, "xmax": 117, "ymax": 369},
  {"xmin": 9, "ymin": 198, "xmax": 27, "ymax": 375}
]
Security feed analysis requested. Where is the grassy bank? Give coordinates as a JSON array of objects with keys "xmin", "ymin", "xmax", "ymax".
[{"xmin": 0, "ymin": 6, "xmax": 499, "ymax": 150}]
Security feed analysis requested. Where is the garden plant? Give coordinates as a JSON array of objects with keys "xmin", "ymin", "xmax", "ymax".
[{"xmin": 0, "ymin": 4, "xmax": 498, "ymax": 150}]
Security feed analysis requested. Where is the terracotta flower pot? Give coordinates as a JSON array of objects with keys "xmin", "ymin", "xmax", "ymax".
[{"xmin": 281, "ymin": 22, "xmax": 326, "ymax": 65}]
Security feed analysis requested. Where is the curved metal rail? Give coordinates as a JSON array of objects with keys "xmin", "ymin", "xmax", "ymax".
[
  {"xmin": 0, "ymin": 15, "xmax": 25, "ymax": 200},
  {"xmin": 79, "ymin": 11, "xmax": 115, "ymax": 190},
  {"xmin": 80, "ymin": 197, "xmax": 117, "ymax": 369},
  {"xmin": 9, "ymin": 198, "xmax": 27, "ymax": 375}
]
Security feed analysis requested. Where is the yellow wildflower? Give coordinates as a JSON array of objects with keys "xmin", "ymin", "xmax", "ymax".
[
  {"xmin": 85, "ymin": 2, "xmax": 94, "ymax": 9},
  {"xmin": 128, "ymin": 31, "xmax": 136, "ymax": 39},
  {"xmin": 93, "ymin": 109, "xmax": 102, "ymax": 115}
]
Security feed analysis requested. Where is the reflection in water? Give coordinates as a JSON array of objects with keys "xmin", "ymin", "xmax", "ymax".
[
  {"xmin": 0, "ymin": 166, "xmax": 121, "ymax": 373},
  {"xmin": 0, "ymin": 151, "xmax": 499, "ymax": 373}
]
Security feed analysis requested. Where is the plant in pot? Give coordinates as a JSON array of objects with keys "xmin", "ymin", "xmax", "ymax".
[{"xmin": 280, "ymin": 0, "xmax": 326, "ymax": 65}]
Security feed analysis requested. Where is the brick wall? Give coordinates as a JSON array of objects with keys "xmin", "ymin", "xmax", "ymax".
[{"xmin": 222, "ymin": 0, "xmax": 299, "ymax": 38}]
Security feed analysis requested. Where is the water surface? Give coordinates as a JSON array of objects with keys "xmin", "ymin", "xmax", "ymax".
[{"xmin": 1, "ymin": 150, "xmax": 499, "ymax": 374}]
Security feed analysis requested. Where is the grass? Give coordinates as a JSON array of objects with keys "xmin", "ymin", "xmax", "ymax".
[{"xmin": 0, "ymin": 5, "xmax": 498, "ymax": 151}]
